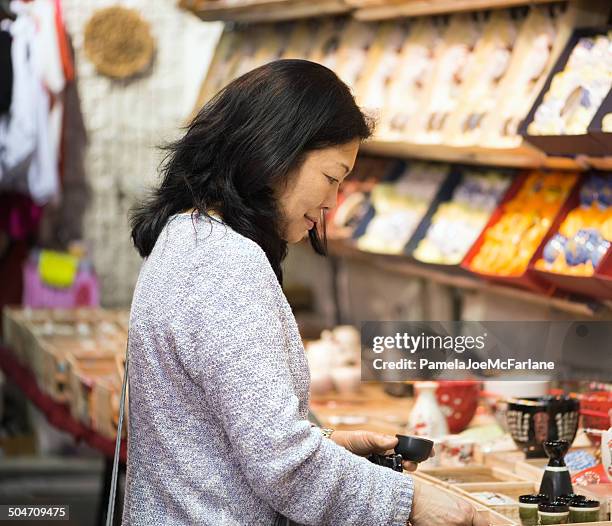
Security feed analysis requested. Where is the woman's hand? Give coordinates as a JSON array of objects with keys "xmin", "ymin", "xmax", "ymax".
[
  {"xmin": 409, "ymin": 478, "xmax": 489, "ymax": 526},
  {"xmin": 329, "ymin": 430, "xmax": 433, "ymax": 472}
]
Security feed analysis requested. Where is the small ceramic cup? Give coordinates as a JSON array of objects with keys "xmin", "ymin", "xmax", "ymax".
[
  {"xmin": 568, "ymin": 499, "xmax": 600, "ymax": 523},
  {"xmin": 557, "ymin": 494, "xmax": 586, "ymax": 505},
  {"xmin": 518, "ymin": 494, "xmax": 544, "ymax": 526},
  {"xmin": 538, "ymin": 501, "xmax": 569, "ymax": 525},
  {"xmin": 440, "ymin": 435, "xmax": 475, "ymax": 466}
]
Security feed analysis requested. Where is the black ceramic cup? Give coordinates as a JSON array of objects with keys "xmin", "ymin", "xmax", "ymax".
[{"xmin": 394, "ymin": 435, "xmax": 434, "ymax": 463}]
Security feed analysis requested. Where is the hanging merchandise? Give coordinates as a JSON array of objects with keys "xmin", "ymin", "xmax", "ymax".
[
  {"xmin": 0, "ymin": 0, "xmax": 65, "ymax": 204},
  {"xmin": 31, "ymin": 0, "xmax": 65, "ymax": 95},
  {"xmin": 38, "ymin": 32, "xmax": 89, "ymax": 249},
  {"xmin": 0, "ymin": 192, "xmax": 43, "ymax": 241},
  {"xmin": 0, "ymin": 191, "xmax": 43, "ymax": 323},
  {"xmin": 83, "ymin": 6, "xmax": 156, "ymax": 79}
]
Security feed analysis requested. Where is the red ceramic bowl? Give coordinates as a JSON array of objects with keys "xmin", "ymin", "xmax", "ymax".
[
  {"xmin": 436, "ymin": 381, "xmax": 481, "ymax": 434},
  {"xmin": 581, "ymin": 391, "xmax": 612, "ymax": 446}
]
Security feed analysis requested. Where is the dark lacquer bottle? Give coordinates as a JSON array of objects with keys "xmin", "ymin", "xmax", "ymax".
[{"xmin": 539, "ymin": 440, "xmax": 573, "ymax": 500}]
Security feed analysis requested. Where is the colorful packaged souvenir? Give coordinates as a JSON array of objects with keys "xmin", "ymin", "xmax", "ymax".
[
  {"xmin": 528, "ymin": 31, "xmax": 612, "ymax": 136},
  {"xmin": 443, "ymin": 10, "xmax": 517, "ymax": 146},
  {"xmin": 469, "ymin": 172, "xmax": 576, "ymax": 276},
  {"xmin": 414, "ymin": 171, "xmax": 511, "ymax": 264},
  {"xmin": 378, "ymin": 18, "xmax": 440, "ymax": 140},
  {"xmin": 410, "ymin": 14, "xmax": 482, "ymax": 144},
  {"xmin": 480, "ymin": 5, "xmax": 562, "ymax": 148},
  {"xmin": 357, "ymin": 163, "xmax": 448, "ymax": 254},
  {"xmin": 356, "ymin": 21, "xmax": 410, "ymax": 112},
  {"xmin": 536, "ymin": 174, "xmax": 612, "ymax": 276}
]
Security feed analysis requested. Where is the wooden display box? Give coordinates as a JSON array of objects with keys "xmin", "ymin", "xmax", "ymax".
[
  {"xmin": 414, "ymin": 467, "xmax": 611, "ymax": 524},
  {"xmin": 416, "ymin": 465, "xmax": 524, "ymax": 486},
  {"xmin": 411, "ymin": 472, "xmax": 518, "ymax": 525},
  {"xmin": 90, "ymin": 354, "xmax": 126, "ymax": 440},
  {"xmin": 2, "ymin": 307, "xmax": 54, "ymax": 364},
  {"xmin": 484, "ymin": 447, "xmax": 601, "ymax": 484},
  {"xmin": 483, "ymin": 449, "xmax": 528, "ymax": 473},
  {"xmin": 453, "ymin": 481, "xmax": 538, "ymax": 522},
  {"xmin": 1, "ymin": 308, "xmax": 129, "ymax": 420},
  {"xmin": 453, "ymin": 482, "xmax": 610, "ymax": 525},
  {"xmin": 66, "ymin": 354, "xmax": 122, "ymax": 428}
]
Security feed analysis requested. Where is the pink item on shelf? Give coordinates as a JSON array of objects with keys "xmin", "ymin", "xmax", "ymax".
[{"xmin": 22, "ymin": 257, "xmax": 99, "ymax": 308}]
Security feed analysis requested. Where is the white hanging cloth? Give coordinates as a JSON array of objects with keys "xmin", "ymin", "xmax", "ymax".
[{"xmin": 0, "ymin": 0, "xmax": 63, "ymax": 204}]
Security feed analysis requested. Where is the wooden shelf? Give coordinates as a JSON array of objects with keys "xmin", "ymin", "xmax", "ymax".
[
  {"xmin": 326, "ymin": 238, "xmax": 612, "ymax": 318},
  {"xmin": 180, "ymin": 0, "xmax": 569, "ymax": 23},
  {"xmin": 360, "ymin": 139, "xmax": 612, "ymax": 172},
  {"xmin": 581, "ymin": 156, "xmax": 612, "ymax": 171},
  {"xmin": 179, "ymin": 0, "xmax": 350, "ymax": 23},
  {"xmin": 352, "ymin": 0, "xmax": 562, "ymax": 21}
]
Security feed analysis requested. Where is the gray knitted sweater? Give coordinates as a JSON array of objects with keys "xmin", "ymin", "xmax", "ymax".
[{"xmin": 122, "ymin": 213, "xmax": 414, "ymax": 526}]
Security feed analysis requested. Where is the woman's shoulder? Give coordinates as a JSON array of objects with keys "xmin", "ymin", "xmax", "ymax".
[{"xmin": 165, "ymin": 213, "xmax": 275, "ymax": 280}]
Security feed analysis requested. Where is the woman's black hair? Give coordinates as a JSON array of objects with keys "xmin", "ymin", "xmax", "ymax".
[{"xmin": 130, "ymin": 59, "xmax": 373, "ymax": 283}]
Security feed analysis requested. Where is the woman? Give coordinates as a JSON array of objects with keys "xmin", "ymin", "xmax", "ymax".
[{"xmin": 124, "ymin": 59, "xmax": 486, "ymax": 526}]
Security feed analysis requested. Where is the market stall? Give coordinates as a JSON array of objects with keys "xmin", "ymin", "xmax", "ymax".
[{"xmin": 1, "ymin": 0, "xmax": 612, "ymax": 524}]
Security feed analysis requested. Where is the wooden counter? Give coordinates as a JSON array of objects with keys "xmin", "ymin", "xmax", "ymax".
[{"xmin": 309, "ymin": 383, "xmax": 413, "ymax": 435}]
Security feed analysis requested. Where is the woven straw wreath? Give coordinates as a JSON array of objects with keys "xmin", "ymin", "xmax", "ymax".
[{"xmin": 83, "ymin": 6, "xmax": 156, "ymax": 79}]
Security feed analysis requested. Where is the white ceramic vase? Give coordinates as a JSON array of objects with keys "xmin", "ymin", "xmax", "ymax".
[{"xmin": 408, "ymin": 381, "xmax": 449, "ymax": 439}]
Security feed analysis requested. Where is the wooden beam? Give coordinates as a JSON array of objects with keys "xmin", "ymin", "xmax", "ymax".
[
  {"xmin": 179, "ymin": 0, "xmax": 350, "ymax": 23},
  {"xmin": 352, "ymin": 0, "xmax": 562, "ymax": 21},
  {"xmin": 360, "ymin": 139, "xmax": 588, "ymax": 171}
]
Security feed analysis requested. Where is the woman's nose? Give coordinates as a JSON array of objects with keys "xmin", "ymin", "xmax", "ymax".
[{"xmin": 321, "ymin": 187, "xmax": 339, "ymax": 209}]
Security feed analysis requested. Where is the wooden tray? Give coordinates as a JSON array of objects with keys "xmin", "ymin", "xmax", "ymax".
[
  {"xmin": 66, "ymin": 355, "xmax": 120, "ymax": 427},
  {"xmin": 416, "ymin": 465, "xmax": 525, "ymax": 486},
  {"xmin": 90, "ymin": 355, "xmax": 126, "ymax": 440},
  {"xmin": 483, "ymin": 449, "xmax": 530, "ymax": 472},
  {"xmin": 2, "ymin": 308, "xmax": 128, "ymax": 400},
  {"xmin": 454, "ymin": 481, "xmax": 538, "ymax": 522},
  {"xmin": 411, "ymin": 472, "xmax": 517, "ymax": 525},
  {"xmin": 417, "ymin": 472, "xmax": 612, "ymax": 524}
]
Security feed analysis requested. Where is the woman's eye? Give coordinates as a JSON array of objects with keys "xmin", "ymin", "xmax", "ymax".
[{"xmin": 325, "ymin": 174, "xmax": 339, "ymax": 185}]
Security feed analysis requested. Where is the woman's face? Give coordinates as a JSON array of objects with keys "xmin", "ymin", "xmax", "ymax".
[{"xmin": 276, "ymin": 139, "xmax": 360, "ymax": 243}]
